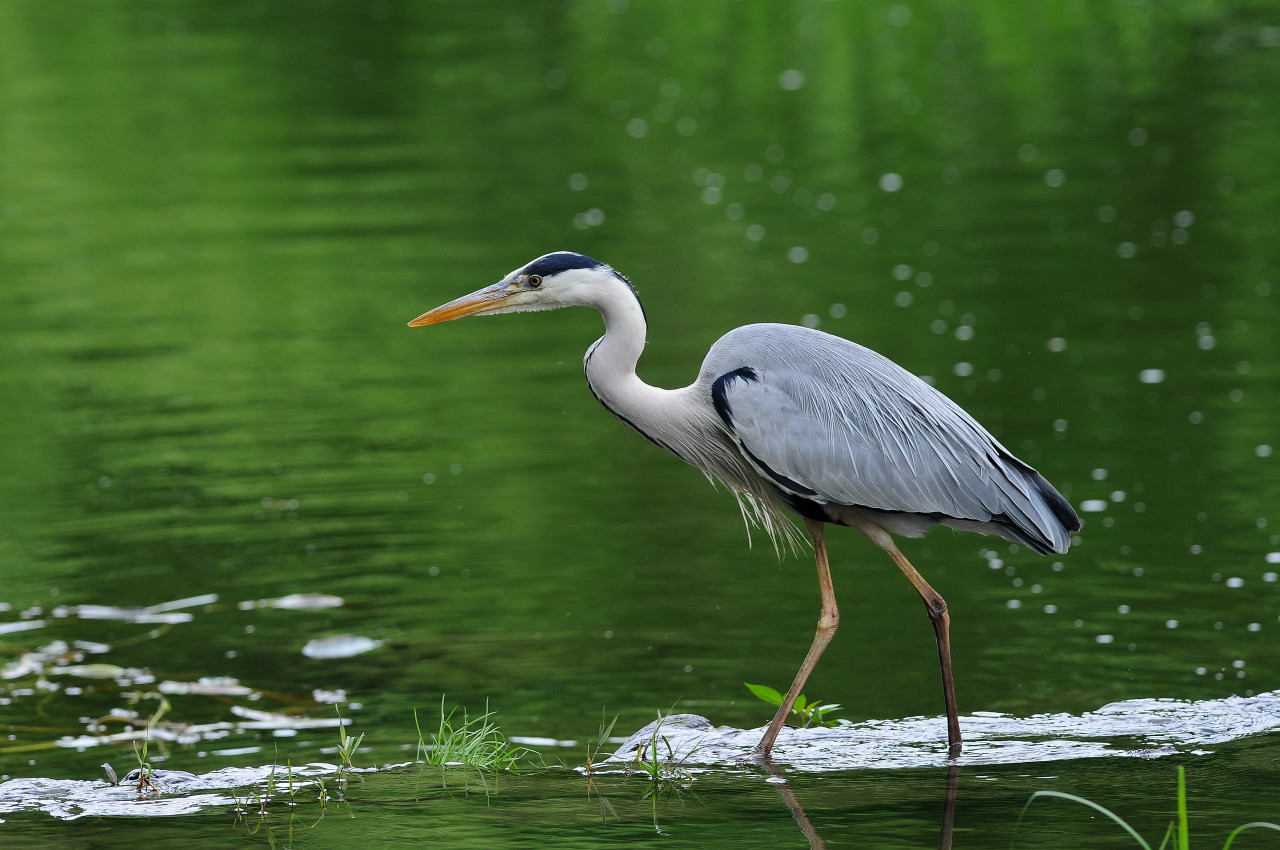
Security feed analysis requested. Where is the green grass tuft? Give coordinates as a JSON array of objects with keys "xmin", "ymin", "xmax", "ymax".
[
  {"xmin": 625, "ymin": 710, "xmax": 697, "ymax": 835},
  {"xmin": 413, "ymin": 696, "xmax": 532, "ymax": 788}
]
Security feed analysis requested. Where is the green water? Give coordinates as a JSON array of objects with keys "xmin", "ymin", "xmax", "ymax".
[{"xmin": 2, "ymin": 1, "xmax": 1279, "ymax": 846}]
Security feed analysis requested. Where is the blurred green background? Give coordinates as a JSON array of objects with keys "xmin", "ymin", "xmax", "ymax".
[{"xmin": 1, "ymin": 0, "xmax": 1277, "ymax": 845}]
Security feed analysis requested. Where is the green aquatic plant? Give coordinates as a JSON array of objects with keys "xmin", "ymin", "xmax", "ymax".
[
  {"xmin": 333, "ymin": 704, "xmax": 364, "ymax": 775},
  {"xmin": 581, "ymin": 707, "xmax": 700, "ymax": 831},
  {"xmin": 109, "ymin": 693, "xmax": 169, "ymax": 794},
  {"xmin": 413, "ymin": 697, "xmax": 532, "ymax": 789},
  {"xmin": 582, "ymin": 709, "xmax": 620, "ymax": 826},
  {"xmin": 745, "ymin": 682, "xmax": 843, "ymax": 728},
  {"xmin": 232, "ymin": 758, "xmax": 341, "ymax": 846},
  {"xmin": 583, "ymin": 709, "xmax": 619, "ymax": 775},
  {"xmin": 130, "ymin": 737, "xmax": 157, "ymax": 794},
  {"xmin": 625, "ymin": 710, "xmax": 698, "ymax": 835},
  {"xmin": 228, "ymin": 735, "xmax": 368, "ymax": 843},
  {"xmin": 1012, "ymin": 766, "xmax": 1280, "ymax": 849}
]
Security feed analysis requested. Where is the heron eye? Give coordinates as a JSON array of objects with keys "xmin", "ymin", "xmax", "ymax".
[{"xmin": 527, "ymin": 275, "xmax": 542, "ymax": 288}]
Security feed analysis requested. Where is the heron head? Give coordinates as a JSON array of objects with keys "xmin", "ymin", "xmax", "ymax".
[{"xmin": 408, "ymin": 251, "xmax": 623, "ymax": 326}]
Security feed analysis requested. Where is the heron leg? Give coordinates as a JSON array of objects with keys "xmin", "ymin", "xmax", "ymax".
[
  {"xmin": 753, "ymin": 518, "xmax": 839, "ymax": 758},
  {"xmin": 852, "ymin": 519, "xmax": 962, "ymax": 756}
]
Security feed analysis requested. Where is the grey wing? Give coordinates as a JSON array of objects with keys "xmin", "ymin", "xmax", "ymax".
[{"xmin": 704, "ymin": 324, "xmax": 1076, "ymax": 553}]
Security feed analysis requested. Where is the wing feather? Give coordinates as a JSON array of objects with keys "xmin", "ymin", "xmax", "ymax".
[{"xmin": 701, "ymin": 323, "xmax": 1072, "ymax": 551}]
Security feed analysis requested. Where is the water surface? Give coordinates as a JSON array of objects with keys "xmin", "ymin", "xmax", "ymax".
[{"xmin": 1, "ymin": 1, "xmax": 1278, "ymax": 846}]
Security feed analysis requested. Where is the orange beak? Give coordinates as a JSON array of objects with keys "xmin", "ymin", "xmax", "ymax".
[{"xmin": 407, "ymin": 282, "xmax": 514, "ymax": 327}]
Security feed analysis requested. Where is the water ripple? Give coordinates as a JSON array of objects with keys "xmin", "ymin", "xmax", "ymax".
[
  {"xmin": 4, "ymin": 691, "xmax": 1276, "ymax": 820},
  {"xmin": 0, "ymin": 763, "xmax": 354, "ymax": 820},
  {"xmin": 605, "ymin": 689, "xmax": 1280, "ymax": 771}
]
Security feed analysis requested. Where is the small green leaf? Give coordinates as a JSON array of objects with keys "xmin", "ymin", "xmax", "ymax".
[{"xmin": 744, "ymin": 682, "xmax": 783, "ymax": 706}]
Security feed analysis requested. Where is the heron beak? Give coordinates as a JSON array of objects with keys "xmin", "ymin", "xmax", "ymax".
[{"xmin": 407, "ymin": 282, "xmax": 514, "ymax": 327}]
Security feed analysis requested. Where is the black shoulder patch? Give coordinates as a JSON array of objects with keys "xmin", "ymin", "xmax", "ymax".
[
  {"xmin": 522, "ymin": 251, "xmax": 603, "ymax": 277},
  {"xmin": 710, "ymin": 366, "xmax": 759, "ymax": 428}
]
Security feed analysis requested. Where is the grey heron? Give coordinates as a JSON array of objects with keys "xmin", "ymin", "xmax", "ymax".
[{"xmin": 409, "ymin": 251, "xmax": 1080, "ymax": 758}]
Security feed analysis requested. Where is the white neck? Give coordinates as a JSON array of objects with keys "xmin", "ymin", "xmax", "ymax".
[
  {"xmin": 573, "ymin": 271, "xmax": 795, "ymax": 548},
  {"xmin": 582, "ymin": 278, "xmax": 665, "ymax": 429},
  {"xmin": 577, "ymin": 276, "xmax": 743, "ymax": 483},
  {"xmin": 578, "ymin": 273, "xmax": 735, "ymax": 473}
]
